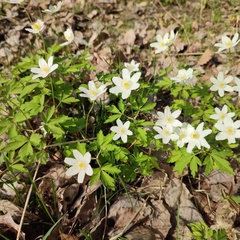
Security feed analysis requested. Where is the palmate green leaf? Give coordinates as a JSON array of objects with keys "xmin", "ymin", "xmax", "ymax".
[
  {"xmin": 172, "ymin": 154, "xmax": 192, "ymax": 175},
  {"xmin": 102, "ymin": 164, "xmax": 121, "ymax": 174},
  {"xmin": 168, "ymin": 149, "xmax": 183, "ymax": 163},
  {"xmin": 189, "ymin": 155, "xmax": 202, "ymax": 177},
  {"xmin": 45, "ymin": 106, "xmax": 55, "ymax": 122},
  {"xmin": 212, "ymin": 228, "xmax": 227, "ymax": 240},
  {"xmin": 8, "ymin": 124, "xmax": 18, "ymax": 138},
  {"xmin": 101, "ymin": 171, "xmax": 115, "ymax": 190}
]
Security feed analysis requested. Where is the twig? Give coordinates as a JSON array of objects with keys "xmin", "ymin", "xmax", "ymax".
[{"xmin": 16, "ymin": 158, "xmax": 42, "ymax": 240}]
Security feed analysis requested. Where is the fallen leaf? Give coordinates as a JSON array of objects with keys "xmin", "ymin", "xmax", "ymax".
[{"xmin": 198, "ymin": 48, "xmax": 213, "ymax": 65}]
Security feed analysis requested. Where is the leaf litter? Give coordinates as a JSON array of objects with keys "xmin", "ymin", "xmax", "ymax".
[{"xmin": 0, "ymin": 0, "xmax": 240, "ymax": 239}]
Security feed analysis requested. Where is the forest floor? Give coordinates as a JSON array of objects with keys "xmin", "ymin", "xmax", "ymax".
[{"xmin": 0, "ymin": 0, "xmax": 240, "ymax": 239}]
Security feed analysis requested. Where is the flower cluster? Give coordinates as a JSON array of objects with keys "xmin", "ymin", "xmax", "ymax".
[
  {"xmin": 150, "ymin": 30, "xmax": 177, "ymax": 53},
  {"xmin": 210, "ymin": 105, "xmax": 240, "ymax": 144},
  {"xmin": 153, "ymin": 106, "xmax": 212, "ymax": 153}
]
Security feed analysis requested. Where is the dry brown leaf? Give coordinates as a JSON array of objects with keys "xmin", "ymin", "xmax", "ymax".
[
  {"xmin": 0, "ymin": 213, "xmax": 25, "ymax": 240},
  {"xmin": 198, "ymin": 48, "xmax": 213, "ymax": 65},
  {"xmin": 60, "ymin": 232, "xmax": 78, "ymax": 240},
  {"xmin": 123, "ymin": 29, "xmax": 136, "ymax": 46}
]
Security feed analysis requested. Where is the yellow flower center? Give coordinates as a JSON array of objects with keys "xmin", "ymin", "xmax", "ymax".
[
  {"xmin": 160, "ymin": 41, "xmax": 165, "ymax": 47},
  {"xmin": 220, "ymin": 113, "xmax": 226, "ymax": 119},
  {"xmin": 226, "ymin": 127, "xmax": 234, "ymax": 135},
  {"xmin": 90, "ymin": 89, "xmax": 98, "ymax": 96},
  {"xmin": 192, "ymin": 132, "xmax": 199, "ymax": 139},
  {"xmin": 163, "ymin": 130, "xmax": 170, "ymax": 136},
  {"xmin": 166, "ymin": 117, "xmax": 172, "ymax": 123},
  {"xmin": 218, "ymin": 81, "xmax": 224, "ymax": 88},
  {"xmin": 122, "ymin": 80, "xmax": 131, "ymax": 89},
  {"xmin": 33, "ymin": 23, "xmax": 41, "ymax": 31},
  {"xmin": 226, "ymin": 40, "xmax": 232, "ymax": 47},
  {"xmin": 78, "ymin": 161, "xmax": 85, "ymax": 169},
  {"xmin": 120, "ymin": 128, "xmax": 126, "ymax": 134},
  {"xmin": 41, "ymin": 65, "xmax": 50, "ymax": 73},
  {"xmin": 180, "ymin": 74, "xmax": 186, "ymax": 81}
]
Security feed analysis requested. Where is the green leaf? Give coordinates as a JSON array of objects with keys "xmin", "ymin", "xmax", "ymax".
[
  {"xmin": 20, "ymin": 83, "xmax": 39, "ymax": 98},
  {"xmin": 157, "ymin": 77, "xmax": 172, "ymax": 89},
  {"xmin": 211, "ymin": 151, "xmax": 234, "ymax": 175},
  {"xmin": 50, "ymin": 115, "xmax": 68, "ymax": 124},
  {"xmin": 3, "ymin": 135, "xmax": 28, "ymax": 152},
  {"xmin": 102, "ymin": 164, "xmax": 121, "ymax": 174},
  {"xmin": 30, "ymin": 133, "xmax": 42, "ymax": 146},
  {"xmin": 13, "ymin": 111, "xmax": 29, "ymax": 123},
  {"xmin": 76, "ymin": 142, "xmax": 86, "ymax": 155},
  {"xmin": 97, "ymin": 130, "xmax": 104, "ymax": 146},
  {"xmin": 105, "ymin": 105, "xmax": 120, "ymax": 114},
  {"xmin": 118, "ymin": 99, "xmax": 125, "ymax": 112},
  {"xmin": 18, "ymin": 142, "xmax": 33, "ymax": 158},
  {"xmin": 61, "ymin": 97, "xmax": 79, "ymax": 104},
  {"xmin": 189, "ymin": 156, "xmax": 202, "ymax": 177},
  {"xmin": 203, "ymin": 155, "xmax": 213, "ymax": 175},
  {"xmin": 11, "ymin": 164, "xmax": 28, "ymax": 173},
  {"xmin": 90, "ymin": 168, "xmax": 101, "ymax": 186},
  {"xmin": 104, "ymin": 114, "xmax": 121, "ymax": 123},
  {"xmin": 140, "ymin": 102, "xmax": 156, "ymax": 112},
  {"xmin": 173, "ymin": 154, "xmax": 192, "ymax": 175},
  {"xmin": 45, "ymin": 106, "xmax": 55, "ymax": 122},
  {"xmin": 212, "ymin": 228, "xmax": 227, "ymax": 240},
  {"xmin": 101, "ymin": 171, "xmax": 115, "ymax": 190}
]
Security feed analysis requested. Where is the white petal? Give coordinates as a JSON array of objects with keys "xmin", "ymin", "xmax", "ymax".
[
  {"xmin": 85, "ymin": 165, "xmax": 93, "ymax": 176},
  {"xmin": 66, "ymin": 166, "xmax": 79, "ymax": 176},
  {"xmin": 73, "ymin": 150, "xmax": 83, "ymax": 161},
  {"xmin": 77, "ymin": 171, "xmax": 85, "ymax": 183},
  {"xmin": 64, "ymin": 157, "xmax": 76, "ymax": 166}
]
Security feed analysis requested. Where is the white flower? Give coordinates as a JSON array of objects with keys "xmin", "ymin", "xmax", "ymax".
[
  {"xmin": 214, "ymin": 33, "xmax": 240, "ymax": 52},
  {"xmin": 25, "ymin": 19, "xmax": 44, "ymax": 34},
  {"xmin": 124, "ymin": 60, "xmax": 140, "ymax": 73},
  {"xmin": 79, "ymin": 80, "xmax": 107, "ymax": 101},
  {"xmin": 31, "ymin": 56, "xmax": 58, "ymax": 79},
  {"xmin": 156, "ymin": 106, "xmax": 182, "ymax": 129},
  {"xmin": 215, "ymin": 118, "xmax": 240, "ymax": 144},
  {"xmin": 185, "ymin": 123, "xmax": 212, "ymax": 153},
  {"xmin": 42, "ymin": 1, "xmax": 62, "ymax": 14},
  {"xmin": 165, "ymin": 30, "xmax": 178, "ymax": 46},
  {"xmin": 210, "ymin": 105, "xmax": 235, "ymax": 123},
  {"xmin": 150, "ymin": 30, "xmax": 177, "ymax": 54},
  {"xmin": 109, "ymin": 69, "xmax": 141, "ymax": 99},
  {"xmin": 171, "ymin": 68, "xmax": 194, "ymax": 85},
  {"xmin": 60, "ymin": 28, "xmax": 74, "ymax": 46},
  {"xmin": 110, "ymin": 119, "xmax": 133, "ymax": 143},
  {"xmin": 210, "ymin": 72, "xmax": 233, "ymax": 97},
  {"xmin": 4, "ymin": 0, "xmax": 24, "ymax": 3},
  {"xmin": 233, "ymin": 77, "xmax": 240, "ymax": 96},
  {"xmin": 175, "ymin": 123, "xmax": 189, "ymax": 148},
  {"xmin": 64, "ymin": 150, "xmax": 93, "ymax": 184},
  {"xmin": 153, "ymin": 125, "xmax": 179, "ymax": 144}
]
